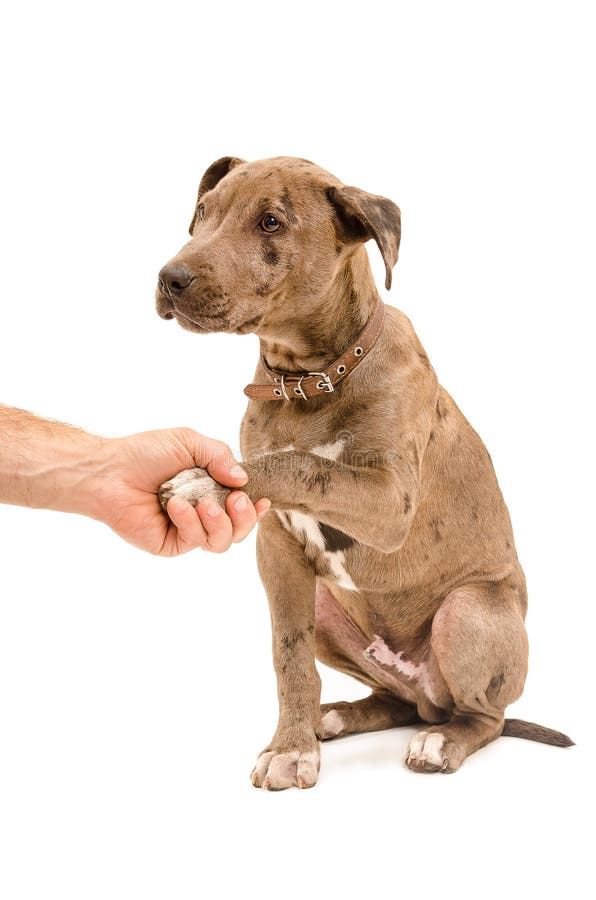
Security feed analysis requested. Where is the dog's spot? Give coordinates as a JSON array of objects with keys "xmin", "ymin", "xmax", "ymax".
[
  {"xmin": 365, "ymin": 636, "xmax": 421, "ymax": 679},
  {"xmin": 428, "ymin": 430, "xmax": 436, "ymax": 442},
  {"xmin": 431, "ymin": 519, "xmax": 442, "ymax": 542},
  {"xmin": 299, "ymin": 469, "xmax": 331, "ymax": 495},
  {"xmin": 280, "ymin": 630, "xmax": 306, "ymax": 652},
  {"xmin": 318, "ymin": 522, "xmax": 354, "ymax": 552},
  {"xmin": 281, "ymin": 190, "xmax": 298, "ymax": 224},
  {"xmin": 238, "ymin": 314, "xmax": 263, "ymax": 330},
  {"xmin": 487, "ymin": 671, "xmax": 506, "ymax": 703},
  {"xmin": 404, "ymin": 492, "xmax": 411, "ymax": 515},
  {"xmin": 436, "ymin": 396, "xmax": 448, "ymax": 420},
  {"xmin": 262, "ymin": 244, "xmax": 279, "ymax": 266},
  {"xmin": 363, "ymin": 635, "xmax": 440, "ymax": 705}
]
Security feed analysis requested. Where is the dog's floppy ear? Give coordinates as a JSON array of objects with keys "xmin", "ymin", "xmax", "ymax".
[
  {"xmin": 189, "ymin": 156, "xmax": 246, "ymax": 234},
  {"xmin": 327, "ymin": 185, "xmax": 401, "ymax": 290}
]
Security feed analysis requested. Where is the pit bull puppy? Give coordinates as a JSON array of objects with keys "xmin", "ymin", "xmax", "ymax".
[{"xmin": 156, "ymin": 156, "xmax": 573, "ymax": 790}]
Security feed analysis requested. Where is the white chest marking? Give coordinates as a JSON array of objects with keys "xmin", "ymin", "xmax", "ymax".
[
  {"xmin": 326, "ymin": 549, "xmax": 357, "ymax": 590},
  {"xmin": 271, "ymin": 439, "xmax": 344, "ymax": 460},
  {"xmin": 274, "ymin": 438, "xmax": 355, "ymax": 590},
  {"xmin": 310, "ymin": 439, "xmax": 345, "ymax": 460},
  {"xmin": 279, "ymin": 511, "xmax": 357, "ymax": 591},
  {"xmin": 287, "ymin": 511, "xmax": 326, "ymax": 552}
]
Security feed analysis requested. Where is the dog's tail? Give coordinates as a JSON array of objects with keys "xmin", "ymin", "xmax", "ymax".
[{"xmin": 502, "ymin": 718, "xmax": 574, "ymax": 747}]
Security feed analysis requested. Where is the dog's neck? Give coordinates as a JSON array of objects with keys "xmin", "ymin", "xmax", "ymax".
[{"xmin": 256, "ymin": 247, "xmax": 379, "ymax": 373}]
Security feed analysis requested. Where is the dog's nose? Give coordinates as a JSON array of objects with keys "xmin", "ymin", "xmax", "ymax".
[{"xmin": 158, "ymin": 264, "xmax": 195, "ymax": 294}]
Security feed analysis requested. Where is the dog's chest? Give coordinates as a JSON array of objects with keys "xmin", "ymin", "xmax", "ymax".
[
  {"xmin": 278, "ymin": 509, "xmax": 357, "ymax": 590},
  {"xmin": 270, "ymin": 438, "xmax": 358, "ymax": 592}
]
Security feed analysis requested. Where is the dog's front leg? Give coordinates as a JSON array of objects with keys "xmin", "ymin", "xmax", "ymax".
[
  {"xmin": 159, "ymin": 451, "xmax": 417, "ymax": 553},
  {"xmin": 242, "ymin": 450, "xmax": 416, "ymax": 553},
  {"xmin": 250, "ymin": 514, "xmax": 321, "ymax": 791}
]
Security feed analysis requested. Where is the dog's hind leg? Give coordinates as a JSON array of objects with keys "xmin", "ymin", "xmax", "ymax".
[
  {"xmin": 320, "ymin": 690, "xmax": 419, "ymax": 740},
  {"xmin": 405, "ymin": 581, "xmax": 528, "ymax": 773}
]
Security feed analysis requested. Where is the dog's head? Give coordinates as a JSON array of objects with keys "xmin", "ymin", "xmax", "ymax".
[{"xmin": 156, "ymin": 156, "xmax": 401, "ymax": 335}]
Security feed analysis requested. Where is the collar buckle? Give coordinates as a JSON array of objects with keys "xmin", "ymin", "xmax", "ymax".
[{"xmin": 309, "ymin": 371, "xmax": 334, "ymax": 393}]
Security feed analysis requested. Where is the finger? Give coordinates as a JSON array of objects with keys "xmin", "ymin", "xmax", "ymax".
[
  {"xmin": 179, "ymin": 431, "xmax": 247, "ymax": 487},
  {"xmin": 226, "ymin": 491, "xmax": 258, "ymax": 543},
  {"xmin": 206, "ymin": 451, "xmax": 247, "ymax": 488},
  {"xmin": 196, "ymin": 497, "xmax": 234, "ymax": 553},
  {"xmin": 255, "ymin": 498, "xmax": 272, "ymax": 521},
  {"xmin": 166, "ymin": 496, "xmax": 208, "ymax": 552}
]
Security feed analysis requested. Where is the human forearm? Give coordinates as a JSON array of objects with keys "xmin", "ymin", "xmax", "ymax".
[{"xmin": 0, "ymin": 405, "xmax": 104, "ymax": 515}]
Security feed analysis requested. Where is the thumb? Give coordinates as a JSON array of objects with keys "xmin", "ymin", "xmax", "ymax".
[{"xmin": 180, "ymin": 431, "xmax": 248, "ymax": 487}]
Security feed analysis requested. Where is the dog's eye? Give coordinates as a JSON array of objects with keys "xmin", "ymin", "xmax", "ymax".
[
  {"xmin": 258, "ymin": 214, "xmax": 281, "ymax": 233},
  {"xmin": 198, "ymin": 204, "xmax": 205, "ymax": 221}
]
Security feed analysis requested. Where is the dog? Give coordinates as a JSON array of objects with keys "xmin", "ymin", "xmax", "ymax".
[{"xmin": 155, "ymin": 156, "xmax": 573, "ymax": 789}]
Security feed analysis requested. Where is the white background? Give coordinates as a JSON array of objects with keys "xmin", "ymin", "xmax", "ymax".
[{"xmin": 0, "ymin": 2, "xmax": 593, "ymax": 897}]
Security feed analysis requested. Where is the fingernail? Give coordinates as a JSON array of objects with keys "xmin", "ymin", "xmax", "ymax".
[
  {"xmin": 206, "ymin": 500, "xmax": 221, "ymax": 518},
  {"xmin": 229, "ymin": 465, "xmax": 247, "ymax": 479},
  {"xmin": 233, "ymin": 493, "xmax": 248, "ymax": 510}
]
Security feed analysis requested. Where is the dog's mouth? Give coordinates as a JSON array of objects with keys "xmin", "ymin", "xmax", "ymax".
[
  {"xmin": 156, "ymin": 289, "xmax": 229, "ymax": 332},
  {"xmin": 172, "ymin": 306, "xmax": 230, "ymax": 333},
  {"xmin": 156, "ymin": 287, "xmax": 264, "ymax": 335}
]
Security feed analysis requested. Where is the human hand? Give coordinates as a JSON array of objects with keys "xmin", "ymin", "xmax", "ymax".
[{"xmin": 87, "ymin": 428, "xmax": 270, "ymax": 556}]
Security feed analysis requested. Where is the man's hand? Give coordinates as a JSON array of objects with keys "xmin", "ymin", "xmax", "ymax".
[
  {"xmin": 0, "ymin": 406, "xmax": 269, "ymax": 556},
  {"xmin": 92, "ymin": 429, "xmax": 270, "ymax": 556}
]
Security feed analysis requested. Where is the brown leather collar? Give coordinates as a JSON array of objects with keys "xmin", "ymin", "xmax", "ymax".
[{"xmin": 244, "ymin": 299, "xmax": 386, "ymax": 401}]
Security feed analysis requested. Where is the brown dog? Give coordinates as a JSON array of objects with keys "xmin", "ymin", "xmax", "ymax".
[{"xmin": 156, "ymin": 156, "xmax": 573, "ymax": 789}]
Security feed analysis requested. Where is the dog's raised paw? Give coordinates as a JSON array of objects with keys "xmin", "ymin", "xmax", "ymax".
[
  {"xmin": 158, "ymin": 467, "xmax": 230, "ymax": 512},
  {"xmin": 251, "ymin": 747, "xmax": 321, "ymax": 791}
]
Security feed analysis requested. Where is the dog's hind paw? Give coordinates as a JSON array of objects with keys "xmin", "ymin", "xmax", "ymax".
[
  {"xmin": 251, "ymin": 746, "xmax": 321, "ymax": 791},
  {"xmin": 405, "ymin": 731, "xmax": 453, "ymax": 773},
  {"xmin": 158, "ymin": 467, "xmax": 230, "ymax": 512}
]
